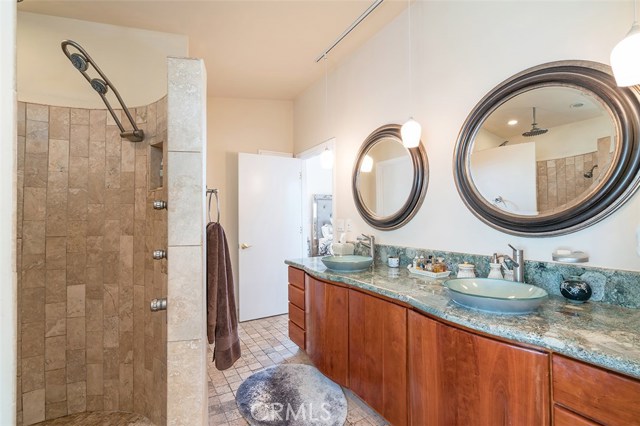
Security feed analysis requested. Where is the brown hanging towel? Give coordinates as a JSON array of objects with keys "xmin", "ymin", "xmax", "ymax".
[{"xmin": 206, "ymin": 221, "xmax": 241, "ymax": 370}]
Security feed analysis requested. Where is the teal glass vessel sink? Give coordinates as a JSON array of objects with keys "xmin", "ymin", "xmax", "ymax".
[
  {"xmin": 443, "ymin": 278, "xmax": 548, "ymax": 314},
  {"xmin": 321, "ymin": 255, "xmax": 373, "ymax": 272}
]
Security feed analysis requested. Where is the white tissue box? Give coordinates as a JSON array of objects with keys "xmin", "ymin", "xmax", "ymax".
[{"xmin": 331, "ymin": 243, "xmax": 354, "ymax": 256}]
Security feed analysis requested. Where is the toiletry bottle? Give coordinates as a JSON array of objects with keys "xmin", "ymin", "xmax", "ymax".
[
  {"xmin": 433, "ymin": 258, "xmax": 443, "ymax": 273},
  {"xmin": 412, "ymin": 256, "xmax": 418, "ymax": 269}
]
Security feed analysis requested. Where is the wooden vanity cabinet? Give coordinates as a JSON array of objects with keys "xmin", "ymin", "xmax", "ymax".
[
  {"xmin": 408, "ymin": 311, "xmax": 550, "ymax": 426},
  {"xmin": 287, "ymin": 267, "xmax": 306, "ymax": 350},
  {"xmin": 552, "ymin": 354, "xmax": 640, "ymax": 426},
  {"xmin": 305, "ymin": 275, "xmax": 349, "ymax": 387},
  {"xmin": 349, "ymin": 290, "xmax": 408, "ymax": 426}
]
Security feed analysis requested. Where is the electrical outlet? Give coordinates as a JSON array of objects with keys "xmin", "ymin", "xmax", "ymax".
[
  {"xmin": 335, "ymin": 219, "xmax": 345, "ymax": 233},
  {"xmin": 346, "ymin": 219, "xmax": 353, "ymax": 232}
]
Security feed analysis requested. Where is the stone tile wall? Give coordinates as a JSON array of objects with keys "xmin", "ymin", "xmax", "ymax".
[
  {"xmin": 16, "ymin": 98, "xmax": 168, "ymax": 425},
  {"xmin": 536, "ymin": 138, "xmax": 613, "ymax": 214},
  {"xmin": 165, "ymin": 57, "xmax": 208, "ymax": 426}
]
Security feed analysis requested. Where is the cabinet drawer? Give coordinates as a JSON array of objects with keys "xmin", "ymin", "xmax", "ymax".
[
  {"xmin": 288, "ymin": 284, "xmax": 305, "ymax": 309},
  {"xmin": 553, "ymin": 355, "xmax": 640, "ymax": 425},
  {"xmin": 554, "ymin": 405, "xmax": 601, "ymax": 426},
  {"xmin": 288, "ymin": 320, "xmax": 305, "ymax": 350},
  {"xmin": 288, "ymin": 266, "xmax": 304, "ymax": 289},
  {"xmin": 289, "ymin": 302, "xmax": 305, "ymax": 329}
]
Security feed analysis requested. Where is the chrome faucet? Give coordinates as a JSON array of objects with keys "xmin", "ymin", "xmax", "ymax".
[
  {"xmin": 506, "ymin": 244, "xmax": 524, "ymax": 283},
  {"xmin": 358, "ymin": 234, "xmax": 375, "ymax": 260}
]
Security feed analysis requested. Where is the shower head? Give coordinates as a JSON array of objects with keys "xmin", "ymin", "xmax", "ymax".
[
  {"xmin": 584, "ymin": 164, "xmax": 598, "ymax": 178},
  {"xmin": 60, "ymin": 39, "xmax": 144, "ymax": 142},
  {"xmin": 522, "ymin": 107, "xmax": 548, "ymax": 137},
  {"xmin": 90, "ymin": 78, "xmax": 108, "ymax": 95},
  {"xmin": 69, "ymin": 53, "xmax": 88, "ymax": 72}
]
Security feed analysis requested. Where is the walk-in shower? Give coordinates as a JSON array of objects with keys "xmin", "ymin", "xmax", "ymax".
[{"xmin": 61, "ymin": 39, "xmax": 145, "ymax": 142}]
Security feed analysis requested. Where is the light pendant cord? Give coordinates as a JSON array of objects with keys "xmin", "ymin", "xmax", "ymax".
[
  {"xmin": 323, "ymin": 54, "xmax": 329, "ymax": 140},
  {"xmin": 408, "ymin": 0, "xmax": 413, "ymax": 117}
]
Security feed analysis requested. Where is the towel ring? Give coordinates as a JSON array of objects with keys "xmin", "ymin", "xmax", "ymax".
[{"xmin": 207, "ymin": 188, "xmax": 220, "ymax": 223}]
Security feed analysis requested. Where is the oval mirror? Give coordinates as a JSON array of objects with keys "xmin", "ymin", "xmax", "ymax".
[
  {"xmin": 353, "ymin": 124, "xmax": 428, "ymax": 230},
  {"xmin": 455, "ymin": 61, "xmax": 640, "ymax": 236}
]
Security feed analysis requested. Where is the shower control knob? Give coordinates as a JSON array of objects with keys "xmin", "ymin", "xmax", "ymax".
[
  {"xmin": 152, "ymin": 250, "xmax": 166, "ymax": 260},
  {"xmin": 150, "ymin": 298, "xmax": 167, "ymax": 312},
  {"xmin": 153, "ymin": 200, "xmax": 167, "ymax": 210}
]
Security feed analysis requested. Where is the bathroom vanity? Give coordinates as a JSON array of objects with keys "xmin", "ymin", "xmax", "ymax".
[{"xmin": 286, "ymin": 260, "xmax": 640, "ymax": 426}]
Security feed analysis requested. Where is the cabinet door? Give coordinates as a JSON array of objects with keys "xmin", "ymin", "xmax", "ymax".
[
  {"xmin": 554, "ymin": 405, "xmax": 601, "ymax": 426},
  {"xmin": 305, "ymin": 276, "xmax": 349, "ymax": 387},
  {"xmin": 349, "ymin": 290, "xmax": 407, "ymax": 426},
  {"xmin": 553, "ymin": 354, "xmax": 640, "ymax": 425},
  {"xmin": 408, "ymin": 311, "xmax": 550, "ymax": 426}
]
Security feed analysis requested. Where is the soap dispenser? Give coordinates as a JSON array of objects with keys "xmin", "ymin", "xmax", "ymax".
[{"xmin": 488, "ymin": 253, "xmax": 503, "ymax": 279}]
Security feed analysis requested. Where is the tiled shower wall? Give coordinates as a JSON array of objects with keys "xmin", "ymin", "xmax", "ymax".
[
  {"xmin": 16, "ymin": 98, "xmax": 168, "ymax": 425},
  {"xmin": 536, "ymin": 138, "xmax": 613, "ymax": 214}
]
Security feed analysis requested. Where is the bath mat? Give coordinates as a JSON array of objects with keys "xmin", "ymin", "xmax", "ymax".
[{"xmin": 236, "ymin": 364, "xmax": 347, "ymax": 426}]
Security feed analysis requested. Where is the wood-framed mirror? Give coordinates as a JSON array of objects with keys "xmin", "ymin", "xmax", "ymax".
[
  {"xmin": 454, "ymin": 60, "xmax": 640, "ymax": 236},
  {"xmin": 352, "ymin": 124, "xmax": 428, "ymax": 230}
]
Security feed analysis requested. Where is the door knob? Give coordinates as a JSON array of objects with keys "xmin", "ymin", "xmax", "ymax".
[{"xmin": 240, "ymin": 243, "xmax": 252, "ymax": 250}]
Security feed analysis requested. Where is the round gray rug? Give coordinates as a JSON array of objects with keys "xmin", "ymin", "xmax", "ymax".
[{"xmin": 235, "ymin": 364, "xmax": 348, "ymax": 426}]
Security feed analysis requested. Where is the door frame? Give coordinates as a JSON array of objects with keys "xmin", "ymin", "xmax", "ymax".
[{"xmin": 297, "ymin": 139, "xmax": 336, "ymax": 256}]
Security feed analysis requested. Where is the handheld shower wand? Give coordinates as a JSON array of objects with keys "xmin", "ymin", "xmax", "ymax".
[{"xmin": 61, "ymin": 40, "xmax": 144, "ymax": 142}]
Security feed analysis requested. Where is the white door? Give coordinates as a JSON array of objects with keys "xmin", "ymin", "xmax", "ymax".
[{"xmin": 238, "ymin": 153, "xmax": 303, "ymax": 321}]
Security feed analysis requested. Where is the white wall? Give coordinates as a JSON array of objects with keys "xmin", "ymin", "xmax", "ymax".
[
  {"xmin": 17, "ymin": 12, "xmax": 188, "ymax": 108},
  {"xmin": 0, "ymin": 1, "xmax": 17, "ymax": 423},
  {"xmin": 206, "ymin": 97, "xmax": 294, "ymax": 304},
  {"xmin": 507, "ymin": 115, "xmax": 614, "ymax": 161},
  {"xmin": 471, "ymin": 143, "xmax": 538, "ymax": 215},
  {"xmin": 294, "ymin": 1, "xmax": 640, "ymax": 271}
]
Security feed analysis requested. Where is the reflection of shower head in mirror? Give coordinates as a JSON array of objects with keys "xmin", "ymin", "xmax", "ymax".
[
  {"xmin": 522, "ymin": 107, "xmax": 548, "ymax": 137},
  {"xmin": 584, "ymin": 164, "xmax": 598, "ymax": 178},
  {"xmin": 499, "ymin": 140, "xmax": 509, "ymax": 147}
]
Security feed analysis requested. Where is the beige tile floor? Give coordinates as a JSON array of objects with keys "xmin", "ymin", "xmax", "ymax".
[
  {"xmin": 207, "ymin": 314, "xmax": 389, "ymax": 426},
  {"xmin": 34, "ymin": 411, "xmax": 154, "ymax": 426}
]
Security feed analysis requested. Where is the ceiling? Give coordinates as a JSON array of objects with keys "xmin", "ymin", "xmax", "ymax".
[
  {"xmin": 18, "ymin": 0, "xmax": 407, "ymax": 100},
  {"xmin": 482, "ymin": 86, "xmax": 607, "ymax": 139}
]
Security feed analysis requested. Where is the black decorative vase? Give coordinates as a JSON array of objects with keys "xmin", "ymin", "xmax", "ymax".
[{"xmin": 560, "ymin": 275, "xmax": 592, "ymax": 303}]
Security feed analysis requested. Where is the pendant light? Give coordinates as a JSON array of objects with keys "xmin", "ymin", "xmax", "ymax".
[
  {"xmin": 611, "ymin": 0, "xmax": 640, "ymax": 87},
  {"xmin": 360, "ymin": 155, "xmax": 374, "ymax": 173},
  {"xmin": 401, "ymin": 0, "xmax": 422, "ymax": 148},
  {"xmin": 320, "ymin": 55, "xmax": 333, "ymax": 169}
]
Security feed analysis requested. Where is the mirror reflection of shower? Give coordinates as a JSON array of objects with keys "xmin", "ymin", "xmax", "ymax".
[
  {"xmin": 61, "ymin": 39, "xmax": 145, "ymax": 142},
  {"xmin": 584, "ymin": 164, "xmax": 598, "ymax": 178}
]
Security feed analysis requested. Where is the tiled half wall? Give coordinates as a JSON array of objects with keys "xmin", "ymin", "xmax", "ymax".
[{"xmin": 16, "ymin": 97, "xmax": 168, "ymax": 425}]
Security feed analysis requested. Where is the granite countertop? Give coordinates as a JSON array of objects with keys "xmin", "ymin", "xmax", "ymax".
[{"xmin": 286, "ymin": 257, "xmax": 640, "ymax": 380}]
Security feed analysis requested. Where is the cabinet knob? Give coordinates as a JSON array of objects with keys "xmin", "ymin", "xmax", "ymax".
[
  {"xmin": 150, "ymin": 298, "xmax": 167, "ymax": 312},
  {"xmin": 153, "ymin": 250, "xmax": 166, "ymax": 260},
  {"xmin": 153, "ymin": 200, "xmax": 167, "ymax": 210}
]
